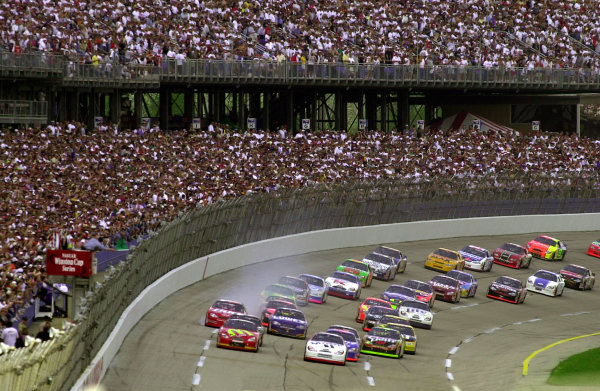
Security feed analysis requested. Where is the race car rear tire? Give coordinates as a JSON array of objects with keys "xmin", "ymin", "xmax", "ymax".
[{"xmin": 303, "ymin": 354, "xmax": 308, "ymax": 362}]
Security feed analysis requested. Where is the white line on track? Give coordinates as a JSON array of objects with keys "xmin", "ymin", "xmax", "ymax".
[
  {"xmin": 192, "ymin": 374, "xmax": 201, "ymax": 386},
  {"xmin": 452, "ymin": 386, "xmax": 462, "ymax": 391},
  {"xmin": 527, "ymin": 318, "xmax": 541, "ymax": 323},
  {"xmin": 203, "ymin": 340, "xmax": 211, "ymax": 350},
  {"xmin": 447, "ymin": 372, "xmax": 454, "ymax": 380},
  {"xmin": 363, "ymin": 361, "xmax": 371, "ymax": 371},
  {"xmin": 445, "ymin": 359, "xmax": 452, "ymax": 368},
  {"xmin": 212, "ymin": 329, "xmax": 219, "ymax": 334},
  {"xmin": 449, "ymin": 346, "xmax": 459, "ymax": 355},
  {"xmin": 197, "ymin": 357, "xmax": 206, "ymax": 367},
  {"xmin": 366, "ymin": 376, "xmax": 375, "ymax": 386},
  {"xmin": 451, "ymin": 303, "xmax": 479, "ymax": 310},
  {"xmin": 463, "ymin": 336, "xmax": 474, "ymax": 343},
  {"xmin": 561, "ymin": 311, "xmax": 590, "ymax": 317},
  {"xmin": 485, "ymin": 327, "xmax": 500, "ymax": 334}
]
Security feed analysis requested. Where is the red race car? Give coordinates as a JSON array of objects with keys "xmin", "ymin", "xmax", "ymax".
[
  {"xmin": 259, "ymin": 297, "xmax": 297, "ymax": 326},
  {"xmin": 492, "ymin": 243, "xmax": 532, "ymax": 269},
  {"xmin": 217, "ymin": 318, "xmax": 261, "ymax": 352},
  {"xmin": 356, "ymin": 297, "xmax": 392, "ymax": 323},
  {"xmin": 587, "ymin": 239, "xmax": 600, "ymax": 259},
  {"xmin": 205, "ymin": 299, "xmax": 246, "ymax": 328},
  {"xmin": 428, "ymin": 275, "xmax": 462, "ymax": 303}
]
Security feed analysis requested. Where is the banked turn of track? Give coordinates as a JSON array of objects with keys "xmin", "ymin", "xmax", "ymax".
[{"xmin": 101, "ymin": 231, "xmax": 600, "ymax": 391}]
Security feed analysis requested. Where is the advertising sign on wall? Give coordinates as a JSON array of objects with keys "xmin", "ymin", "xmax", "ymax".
[{"xmin": 46, "ymin": 250, "xmax": 95, "ymax": 277}]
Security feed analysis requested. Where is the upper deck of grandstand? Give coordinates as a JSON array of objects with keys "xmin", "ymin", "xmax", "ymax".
[{"xmin": 1, "ymin": 0, "xmax": 599, "ymax": 71}]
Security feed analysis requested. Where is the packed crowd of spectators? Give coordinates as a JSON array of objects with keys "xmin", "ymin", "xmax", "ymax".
[
  {"xmin": 1, "ymin": 120, "xmax": 600, "ymax": 335},
  {"xmin": 1, "ymin": 0, "xmax": 600, "ymax": 70}
]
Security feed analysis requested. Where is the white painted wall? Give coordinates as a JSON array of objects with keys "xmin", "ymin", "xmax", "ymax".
[{"xmin": 72, "ymin": 213, "xmax": 600, "ymax": 390}]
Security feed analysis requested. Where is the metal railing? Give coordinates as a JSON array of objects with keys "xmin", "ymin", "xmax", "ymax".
[
  {"xmin": 0, "ymin": 51, "xmax": 63, "ymax": 72},
  {"xmin": 0, "ymin": 173, "xmax": 598, "ymax": 391},
  {"xmin": 0, "ymin": 100, "xmax": 48, "ymax": 123}
]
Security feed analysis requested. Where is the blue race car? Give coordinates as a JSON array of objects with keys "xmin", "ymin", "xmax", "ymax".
[
  {"xmin": 373, "ymin": 245, "xmax": 408, "ymax": 273},
  {"xmin": 460, "ymin": 245, "xmax": 493, "ymax": 272},
  {"xmin": 446, "ymin": 270, "xmax": 478, "ymax": 297},
  {"xmin": 298, "ymin": 274, "xmax": 328, "ymax": 304},
  {"xmin": 325, "ymin": 328, "xmax": 362, "ymax": 362},
  {"xmin": 381, "ymin": 285, "xmax": 419, "ymax": 309},
  {"xmin": 268, "ymin": 307, "xmax": 308, "ymax": 339}
]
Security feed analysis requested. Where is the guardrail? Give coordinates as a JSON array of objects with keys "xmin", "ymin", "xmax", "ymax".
[
  {"xmin": 1, "ymin": 51, "xmax": 600, "ymax": 90},
  {"xmin": 0, "ymin": 174, "xmax": 599, "ymax": 390},
  {"xmin": 0, "ymin": 100, "xmax": 48, "ymax": 124}
]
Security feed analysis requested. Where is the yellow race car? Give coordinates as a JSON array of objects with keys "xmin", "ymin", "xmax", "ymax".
[{"xmin": 424, "ymin": 248, "xmax": 465, "ymax": 273}]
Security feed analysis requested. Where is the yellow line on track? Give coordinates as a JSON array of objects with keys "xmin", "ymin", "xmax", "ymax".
[{"xmin": 522, "ymin": 331, "xmax": 600, "ymax": 375}]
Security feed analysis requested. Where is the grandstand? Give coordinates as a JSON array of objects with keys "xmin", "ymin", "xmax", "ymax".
[{"xmin": 0, "ymin": 0, "xmax": 600, "ymax": 389}]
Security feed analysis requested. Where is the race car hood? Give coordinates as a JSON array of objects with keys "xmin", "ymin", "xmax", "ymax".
[
  {"xmin": 270, "ymin": 316, "xmax": 307, "ymax": 326},
  {"xmin": 326, "ymin": 277, "xmax": 359, "ymax": 289},
  {"xmin": 460, "ymin": 251, "xmax": 484, "ymax": 262},
  {"xmin": 491, "ymin": 283, "xmax": 518, "ymax": 292},
  {"xmin": 401, "ymin": 307, "xmax": 429, "ymax": 315},
  {"xmin": 307, "ymin": 283, "xmax": 325, "ymax": 291},
  {"xmin": 385, "ymin": 292, "xmax": 413, "ymax": 301},
  {"xmin": 531, "ymin": 278, "xmax": 552, "ymax": 289},
  {"xmin": 430, "ymin": 281, "xmax": 458, "ymax": 292},
  {"xmin": 307, "ymin": 340, "xmax": 344, "ymax": 349},
  {"xmin": 527, "ymin": 241, "xmax": 551, "ymax": 252},
  {"xmin": 221, "ymin": 327, "xmax": 259, "ymax": 339},
  {"xmin": 364, "ymin": 336, "xmax": 399, "ymax": 346},
  {"xmin": 560, "ymin": 270, "xmax": 583, "ymax": 279}
]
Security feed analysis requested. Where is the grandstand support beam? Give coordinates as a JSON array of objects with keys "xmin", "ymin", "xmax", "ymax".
[
  {"xmin": 237, "ymin": 91, "xmax": 245, "ymax": 129},
  {"xmin": 287, "ymin": 90, "xmax": 294, "ymax": 133},
  {"xmin": 576, "ymin": 104, "xmax": 581, "ymax": 137},
  {"xmin": 264, "ymin": 92, "xmax": 271, "ymax": 131},
  {"xmin": 381, "ymin": 93, "xmax": 388, "ymax": 132},
  {"xmin": 311, "ymin": 91, "xmax": 318, "ymax": 131},
  {"xmin": 70, "ymin": 91, "xmax": 79, "ymax": 122},
  {"xmin": 184, "ymin": 89, "xmax": 193, "ymax": 130},
  {"xmin": 88, "ymin": 91, "xmax": 96, "ymax": 130},
  {"xmin": 110, "ymin": 91, "xmax": 121, "ymax": 126},
  {"xmin": 335, "ymin": 91, "xmax": 343, "ymax": 131},
  {"xmin": 399, "ymin": 91, "xmax": 409, "ymax": 130},
  {"xmin": 159, "ymin": 87, "xmax": 169, "ymax": 130},
  {"xmin": 215, "ymin": 90, "xmax": 224, "ymax": 123},
  {"xmin": 134, "ymin": 91, "xmax": 143, "ymax": 127},
  {"xmin": 47, "ymin": 88, "xmax": 56, "ymax": 123},
  {"xmin": 366, "ymin": 92, "xmax": 376, "ymax": 131}
]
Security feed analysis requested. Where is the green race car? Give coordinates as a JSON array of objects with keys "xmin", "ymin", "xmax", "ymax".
[
  {"xmin": 260, "ymin": 283, "xmax": 297, "ymax": 306},
  {"xmin": 336, "ymin": 259, "xmax": 373, "ymax": 287},
  {"xmin": 360, "ymin": 326, "xmax": 405, "ymax": 358}
]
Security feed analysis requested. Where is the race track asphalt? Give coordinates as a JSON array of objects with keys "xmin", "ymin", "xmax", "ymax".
[{"xmin": 100, "ymin": 231, "xmax": 600, "ymax": 391}]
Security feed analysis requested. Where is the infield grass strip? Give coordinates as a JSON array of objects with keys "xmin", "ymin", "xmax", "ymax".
[{"xmin": 548, "ymin": 347, "xmax": 600, "ymax": 386}]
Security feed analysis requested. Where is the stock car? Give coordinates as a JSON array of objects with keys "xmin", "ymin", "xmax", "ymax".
[
  {"xmin": 356, "ymin": 297, "xmax": 392, "ymax": 322},
  {"xmin": 559, "ymin": 264, "xmax": 596, "ymax": 290},
  {"xmin": 298, "ymin": 274, "xmax": 328, "ymax": 303},
  {"xmin": 259, "ymin": 297, "xmax": 297, "ymax": 326},
  {"xmin": 325, "ymin": 271, "xmax": 362, "ymax": 300},
  {"xmin": 526, "ymin": 270, "xmax": 565, "ymax": 297},
  {"xmin": 361, "ymin": 252, "xmax": 397, "ymax": 281},
  {"xmin": 381, "ymin": 285, "xmax": 418, "ymax": 309},
  {"xmin": 428, "ymin": 275, "xmax": 462, "ymax": 303},
  {"xmin": 460, "ymin": 245, "xmax": 494, "ymax": 272},
  {"xmin": 446, "ymin": 270, "xmax": 478, "ymax": 297},
  {"xmin": 403, "ymin": 279, "xmax": 436, "ymax": 308},
  {"xmin": 279, "ymin": 276, "xmax": 310, "ymax": 306},
  {"xmin": 375, "ymin": 315, "xmax": 410, "ymax": 327},
  {"xmin": 486, "ymin": 276, "xmax": 527, "ymax": 304},
  {"xmin": 304, "ymin": 332, "xmax": 347, "ymax": 365},
  {"xmin": 363, "ymin": 306, "xmax": 399, "ymax": 332},
  {"xmin": 327, "ymin": 325, "xmax": 361, "ymax": 341},
  {"xmin": 228, "ymin": 314, "xmax": 265, "ymax": 345},
  {"xmin": 268, "ymin": 308, "xmax": 308, "ymax": 339},
  {"xmin": 492, "ymin": 243, "xmax": 532, "ymax": 269},
  {"xmin": 337, "ymin": 259, "xmax": 373, "ymax": 287},
  {"xmin": 217, "ymin": 318, "xmax": 261, "ymax": 352},
  {"xmin": 325, "ymin": 328, "xmax": 361, "ymax": 361},
  {"xmin": 380, "ymin": 323, "xmax": 418, "ymax": 354},
  {"xmin": 526, "ymin": 235, "xmax": 568, "ymax": 261},
  {"xmin": 373, "ymin": 245, "xmax": 408, "ymax": 273},
  {"xmin": 204, "ymin": 299, "xmax": 247, "ymax": 328},
  {"xmin": 260, "ymin": 283, "xmax": 297, "ymax": 305},
  {"xmin": 398, "ymin": 299, "xmax": 434, "ymax": 329},
  {"xmin": 360, "ymin": 326, "xmax": 405, "ymax": 358},
  {"xmin": 586, "ymin": 239, "xmax": 600, "ymax": 259},
  {"xmin": 424, "ymin": 248, "xmax": 465, "ymax": 273}
]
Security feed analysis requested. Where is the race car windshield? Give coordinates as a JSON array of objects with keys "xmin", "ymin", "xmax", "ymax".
[
  {"xmin": 364, "ymin": 298, "xmax": 389, "ymax": 306},
  {"xmin": 431, "ymin": 276, "xmax": 458, "ymax": 286},
  {"xmin": 342, "ymin": 260, "xmax": 368, "ymax": 271},
  {"xmin": 374, "ymin": 246, "xmax": 402, "ymax": 259},
  {"xmin": 365, "ymin": 253, "xmax": 393, "ymax": 265},
  {"xmin": 223, "ymin": 319, "xmax": 258, "ymax": 331},
  {"xmin": 331, "ymin": 271, "xmax": 358, "ymax": 282},
  {"xmin": 265, "ymin": 284, "xmax": 294, "ymax": 296},
  {"xmin": 447, "ymin": 271, "xmax": 471, "ymax": 282},
  {"xmin": 563, "ymin": 265, "xmax": 586, "ymax": 275},
  {"xmin": 404, "ymin": 280, "xmax": 433, "ymax": 293},
  {"xmin": 230, "ymin": 315, "xmax": 261, "ymax": 325},
  {"xmin": 267, "ymin": 300, "xmax": 295, "ymax": 309},
  {"xmin": 213, "ymin": 301, "xmax": 245, "ymax": 312},
  {"xmin": 395, "ymin": 326, "xmax": 415, "ymax": 336},
  {"xmin": 534, "ymin": 236, "xmax": 556, "ymax": 246},
  {"xmin": 462, "ymin": 246, "xmax": 487, "ymax": 257},
  {"xmin": 378, "ymin": 315, "xmax": 404, "ymax": 324},
  {"xmin": 385, "ymin": 286, "xmax": 416, "ymax": 297},
  {"xmin": 500, "ymin": 243, "xmax": 524, "ymax": 254},
  {"xmin": 367, "ymin": 306, "xmax": 397, "ymax": 316},
  {"xmin": 403, "ymin": 301, "xmax": 430, "ymax": 311},
  {"xmin": 533, "ymin": 271, "xmax": 558, "ymax": 281},
  {"xmin": 369, "ymin": 328, "xmax": 401, "ymax": 339},
  {"xmin": 299, "ymin": 275, "xmax": 324, "ymax": 287},
  {"xmin": 279, "ymin": 277, "xmax": 306, "ymax": 290},
  {"xmin": 326, "ymin": 330, "xmax": 357, "ymax": 342},
  {"xmin": 433, "ymin": 249, "xmax": 458, "ymax": 259},
  {"xmin": 496, "ymin": 276, "xmax": 521, "ymax": 288},
  {"xmin": 273, "ymin": 309, "xmax": 305, "ymax": 320},
  {"xmin": 311, "ymin": 333, "xmax": 344, "ymax": 344}
]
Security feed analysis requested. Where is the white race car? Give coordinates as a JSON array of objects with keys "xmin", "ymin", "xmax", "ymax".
[
  {"xmin": 325, "ymin": 271, "xmax": 362, "ymax": 300},
  {"xmin": 298, "ymin": 274, "xmax": 328, "ymax": 304},
  {"xmin": 361, "ymin": 253, "xmax": 397, "ymax": 281},
  {"xmin": 398, "ymin": 299, "xmax": 434, "ymax": 329},
  {"xmin": 304, "ymin": 332, "xmax": 347, "ymax": 365},
  {"xmin": 526, "ymin": 269, "xmax": 565, "ymax": 297},
  {"xmin": 460, "ymin": 245, "xmax": 493, "ymax": 272}
]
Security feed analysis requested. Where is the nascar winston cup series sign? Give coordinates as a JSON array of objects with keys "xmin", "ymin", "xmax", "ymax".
[{"xmin": 46, "ymin": 250, "xmax": 95, "ymax": 277}]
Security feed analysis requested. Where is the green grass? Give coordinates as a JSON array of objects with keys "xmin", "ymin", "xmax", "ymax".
[{"xmin": 548, "ymin": 346, "xmax": 600, "ymax": 386}]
